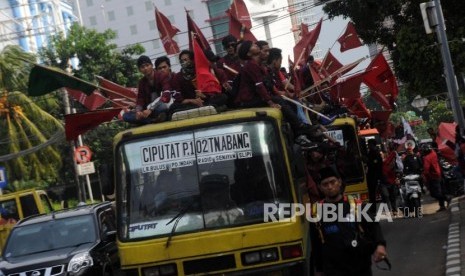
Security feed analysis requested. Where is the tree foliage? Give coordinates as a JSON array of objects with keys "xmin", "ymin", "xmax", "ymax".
[
  {"xmin": 38, "ymin": 23, "xmax": 144, "ymax": 87},
  {"xmin": 323, "ymin": 0, "xmax": 465, "ymax": 97}
]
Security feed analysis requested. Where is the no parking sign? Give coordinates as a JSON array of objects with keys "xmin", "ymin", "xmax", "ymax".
[{"xmin": 74, "ymin": 146, "xmax": 92, "ymax": 164}]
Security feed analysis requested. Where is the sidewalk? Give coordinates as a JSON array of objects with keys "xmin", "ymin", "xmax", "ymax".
[{"xmin": 445, "ymin": 195, "xmax": 465, "ymax": 276}]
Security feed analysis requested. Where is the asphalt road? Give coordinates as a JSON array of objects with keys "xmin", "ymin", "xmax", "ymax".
[{"xmin": 373, "ymin": 195, "xmax": 451, "ymax": 276}]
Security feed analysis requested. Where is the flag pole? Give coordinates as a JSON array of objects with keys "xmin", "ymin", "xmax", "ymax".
[{"xmin": 281, "ymin": 95, "xmax": 332, "ymax": 121}]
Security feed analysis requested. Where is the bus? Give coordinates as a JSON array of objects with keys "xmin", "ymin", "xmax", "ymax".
[{"xmin": 110, "ymin": 107, "xmax": 312, "ymax": 275}]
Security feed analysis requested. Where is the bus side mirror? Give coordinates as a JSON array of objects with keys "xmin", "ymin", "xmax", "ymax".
[{"xmin": 99, "ymin": 164, "xmax": 114, "ymax": 198}]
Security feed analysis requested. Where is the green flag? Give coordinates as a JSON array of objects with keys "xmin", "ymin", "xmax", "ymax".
[{"xmin": 28, "ymin": 65, "xmax": 97, "ymax": 96}]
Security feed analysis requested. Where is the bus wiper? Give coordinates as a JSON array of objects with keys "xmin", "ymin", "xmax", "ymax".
[{"xmin": 165, "ymin": 201, "xmax": 196, "ymax": 248}]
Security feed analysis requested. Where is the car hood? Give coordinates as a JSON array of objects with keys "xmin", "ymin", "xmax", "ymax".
[{"xmin": 0, "ymin": 243, "xmax": 95, "ymax": 272}]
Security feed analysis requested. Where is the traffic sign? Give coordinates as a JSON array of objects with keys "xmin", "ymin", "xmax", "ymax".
[
  {"xmin": 0, "ymin": 166, "xmax": 7, "ymax": 189},
  {"xmin": 74, "ymin": 146, "xmax": 92, "ymax": 164},
  {"xmin": 77, "ymin": 162, "xmax": 96, "ymax": 175}
]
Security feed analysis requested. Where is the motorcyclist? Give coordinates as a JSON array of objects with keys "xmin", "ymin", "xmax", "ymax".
[{"xmin": 402, "ymin": 140, "xmax": 425, "ymax": 192}]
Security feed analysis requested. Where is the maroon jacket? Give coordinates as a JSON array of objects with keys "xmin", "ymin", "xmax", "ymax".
[
  {"xmin": 136, "ymin": 71, "xmax": 171, "ymax": 111},
  {"xmin": 423, "ymin": 150, "xmax": 441, "ymax": 181},
  {"xmin": 235, "ymin": 60, "xmax": 271, "ymax": 104},
  {"xmin": 217, "ymin": 54, "xmax": 241, "ymax": 82}
]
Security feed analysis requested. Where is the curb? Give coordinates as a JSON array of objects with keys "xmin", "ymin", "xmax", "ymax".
[{"xmin": 445, "ymin": 197, "xmax": 462, "ymax": 276}]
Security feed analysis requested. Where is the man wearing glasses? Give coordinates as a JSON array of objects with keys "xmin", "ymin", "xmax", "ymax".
[{"xmin": 311, "ymin": 166, "xmax": 389, "ymax": 276}]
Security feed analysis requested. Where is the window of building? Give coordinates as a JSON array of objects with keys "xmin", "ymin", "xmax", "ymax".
[
  {"xmin": 149, "ymin": 20, "xmax": 156, "ymax": 30},
  {"xmin": 89, "ymin": 16, "xmax": 97, "ymax": 26},
  {"xmin": 107, "ymin": 11, "xmax": 115, "ymax": 21},
  {"xmin": 130, "ymin": 25, "xmax": 138, "ymax": 35},
  {"xmin": 164, "ymin": 0, "xmax": 172, "ymax": 5},
  {"xmin": 86, "ymin": 0, "xmax": 93, "ymax": 7},
  {"xmin": 126, "ymin": 6, "xmax": 134, "ymax": 16}
]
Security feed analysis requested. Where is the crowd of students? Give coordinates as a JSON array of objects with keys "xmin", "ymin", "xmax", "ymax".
[{"xmin": 123, "ymin": 35, "xmax": 340, "ymax": 149}]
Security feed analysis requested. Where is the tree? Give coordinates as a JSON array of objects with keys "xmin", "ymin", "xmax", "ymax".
[
  {"xmin": 323, "ymin": 0, "xmax": 465, "ymax": 98},
  {"xmin": 0, "ymin": 46, "xmax": 64, "ymax": 189},
  {"xmin": 38, "ymin": 23, "xmax": 144, "ymax": 87}
]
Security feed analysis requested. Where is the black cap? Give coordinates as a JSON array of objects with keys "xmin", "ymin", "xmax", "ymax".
[
  {"xmin": 222, "ymin": 34, "xmax": 238, "ymax": 48},
  {"xmin": 318, "ymin": 167, "xmax": 340, "ymax": 183},
  {"xmin": 137, "ymin": 55, "xmax": 152, "ymax": 68},
  {"xmin": 237, "ymin": 40, "xmax": 253, "ymax": 60}
]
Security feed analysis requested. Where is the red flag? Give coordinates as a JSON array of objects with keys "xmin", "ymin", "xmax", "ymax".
[
  {"xmin": 371, "ymin": 110, "xmax": 392, "ymax": 122},
  {"xmin": 337, "ymin": 22, "xmax": 363, "ymax": 52},
  {"xmin": 96, "ymin": 76, "xmax": 137, "ymax": 108},
  {"xmin": 155, "ymin": 7, "xmax": 180, "ymax": 55},
  {"xmin": 293, "ymin": 18, "xmax": 322, "ymax": 66},
  {"xmin": 320, "ymin": 51, "xmax": 343, "ymax": 76},
  {"xmin": 66, "ymin": 88, "xmax": 107, "ymax": 111},
  {"xmin": 227, "ymin": 8, "xmax": 256, "ymax": 41},
  {"xmin": 186, "ymin": 10, "xmax": 211, "ymax": 52},
  {"xmin": 370, "ymin": 89, "xmax": 392, "ymax": 110},
  {"xmin": 330, "ymin": 72, "xmax": 364, "ymax": 99},
  {"xmin": 229, "ymin": 0, "xmax": 251, "ymax": 29},
  {"xmin": 343, "ymin": 98, "xmax": 371, "ymax": 118},
  {"xmin": 193, "ymin": 38, "xmax": 221, "ymax": 94},
  {"xmin": 363, "ymin": 51, "xmax": 398, "ymax": 106},
  {"xmin": 65, "ymin": 108, "xmax": 122, "ymax": 141}
]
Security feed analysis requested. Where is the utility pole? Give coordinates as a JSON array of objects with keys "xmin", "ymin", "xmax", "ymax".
[{"xmin": 421, "ymin": 0, "xmax": 465, "ymax": 132}]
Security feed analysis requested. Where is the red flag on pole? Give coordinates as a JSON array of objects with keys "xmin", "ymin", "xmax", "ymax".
[
  {"xmin": 320, "ymin": 51, "xmax": 343, "ymax": 76},
  {"xmin": 330, "ymin": 72, "xmax": 365, "ymax": 99},
  {"xmin": 337, "ymin": 22, "xmax": 363, "ymax": 52},
  {"xmin": 226, "ymin": 0, "xmax": 256, "ymax": 42},
  {"xmin": 155, "ymin": 7, "xmax": 180, "ymax": 55},
  {"xmin": 229, "ymin": 0, "xmax": 252, "ymax": 29},
  {"xmin": 193, "ymin": 37, "xmax": 221, "ymax": 94},
  {"xmin": 96, "ymin": 76, "xmax": 137, "ymax": 108},
  {"xmin": 293, "ymin": 18, "xmax": 323, "ymax": 66},
  {"xmin": 363, "ymin": 51, "xmax": 398, "ymax": 108},
  {"xmin": 343, "ymin": 98, "xmax": 371, "ymax": 118},
  {"xmin": 65, "ymin": 108, "xmax": 122, "ymax": 141},
  {"xmin": 186, "ymin": 10, "xmax": 211, "ymax": 52},
  {"xmin": 66, "ymin": 88, "xmax": 107, "ymax": 111}
]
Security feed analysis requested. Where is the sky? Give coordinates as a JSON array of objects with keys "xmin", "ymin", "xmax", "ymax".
[{"xmin": 312, "ymin": 5, "xmax": 371, "ymax": 77}]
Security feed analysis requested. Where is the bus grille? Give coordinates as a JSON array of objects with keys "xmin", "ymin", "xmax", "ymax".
[{"xmin": 183, "ymin": 254, "xmax": 235, "ymax": 274}]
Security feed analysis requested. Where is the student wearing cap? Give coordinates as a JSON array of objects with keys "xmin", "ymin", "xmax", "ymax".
[
  {"xmin": 311, "ymin": 166, "xmax": 388, "ymax": 276},
  {"xmin": 234, "ymin": 40, "xmax": 315, "ymax": 148},
  {"xmin": 123, "ymin": 55, "xmax": 172, "ymax": 124}
]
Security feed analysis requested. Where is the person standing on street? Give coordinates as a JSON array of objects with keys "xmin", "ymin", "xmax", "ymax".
[
  {"xmin": 421, "ymin": 143, "xmax": 451, "ymax": 211},
  {"xmin": 311, "ymin": 166, "xmax": 388, "ymax": 276},
  {"xmin": 366, "ymin": 139, "xmax": 384, "ymax": 214}
]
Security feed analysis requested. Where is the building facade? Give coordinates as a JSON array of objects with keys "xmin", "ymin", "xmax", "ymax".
[{"xmin": 0, "ymin": 0, "xmax": 76, "ymax": 53}]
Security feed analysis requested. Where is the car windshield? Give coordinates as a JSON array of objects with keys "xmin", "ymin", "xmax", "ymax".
[
  {"xmin": 116, "ymin": 120, "xmax": 292, "ymax": 240},
  {"xmin": 3, "ymin": 215, "xmax": 96, "ymax": 258}
]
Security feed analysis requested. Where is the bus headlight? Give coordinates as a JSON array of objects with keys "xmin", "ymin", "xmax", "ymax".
[
  {"xmin": 67, "ymin": 252, "xmax": 94, "ymax": 273},
  {"xmin": 242, "ymin": 248, "xmax": 278, "ymax": 265}
]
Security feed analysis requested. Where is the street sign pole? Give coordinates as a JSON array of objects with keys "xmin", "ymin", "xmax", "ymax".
[{"xmin": 432, "ymin": 0, "xmax": 465, "ymax": 132}]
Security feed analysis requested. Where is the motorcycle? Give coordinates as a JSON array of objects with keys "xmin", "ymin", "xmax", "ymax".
[
  {"xmin": 398, "ymin": 174, "xmax": 423, "ymax": 218},
  {"xmin": 439, "ymin": 158, "xmax": 464, "ymax": 197}
]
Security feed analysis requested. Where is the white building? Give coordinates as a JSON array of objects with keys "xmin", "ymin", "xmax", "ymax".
[
  {"xmin": 74, "ymin": 0, "xmax": 213, "ymax": 70},
  {"xmin": 0, "ymin": 0, "xmax": 76, "ymax": 53}
]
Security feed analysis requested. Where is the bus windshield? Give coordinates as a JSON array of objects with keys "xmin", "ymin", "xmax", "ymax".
[
  {"xmin": 325, "ymin": 124, "xmax": 365, "ymax": 185},
  {"xmin": 116, "ymin": 121, "xmax": 292, "ymax": 240}
]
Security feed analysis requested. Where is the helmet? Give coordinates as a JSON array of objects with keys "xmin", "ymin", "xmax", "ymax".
[
  {"xmin": 420, "ymin": 143, "xmax": 432, "ymax": 154},
  {"xmin": 405, "ymin": 140, "xmax": 416, "ymax": 151}
]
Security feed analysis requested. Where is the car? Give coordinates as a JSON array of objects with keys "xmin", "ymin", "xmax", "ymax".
[{"xmin": 0, "ymin": 201, "xmax": 119, "ymax": 276}]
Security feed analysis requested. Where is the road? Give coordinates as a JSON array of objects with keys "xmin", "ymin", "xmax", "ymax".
[{"xmin": 374, "ymin": 195, "xmax": 450, "ymax": 276}]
